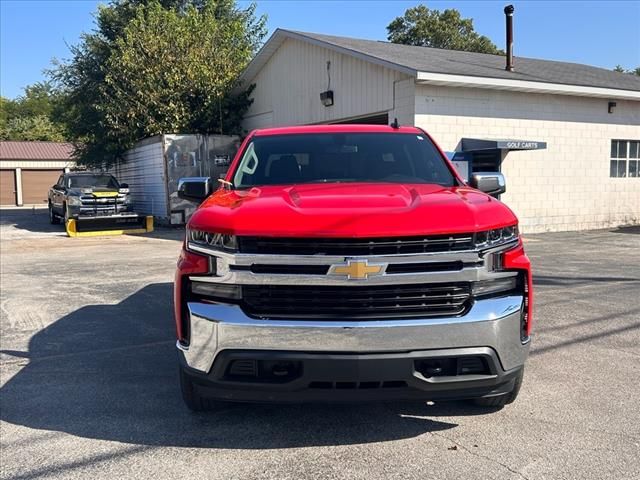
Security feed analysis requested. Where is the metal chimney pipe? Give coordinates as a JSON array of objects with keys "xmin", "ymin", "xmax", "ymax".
[{"xmin": 504, "ymin": 5, "xmax": 515, "ymax": 71}]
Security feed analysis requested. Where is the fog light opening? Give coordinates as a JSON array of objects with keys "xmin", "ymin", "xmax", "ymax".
[{"xmin": 272, "ymin": 362, "xmax": 294, "ymax": 377}]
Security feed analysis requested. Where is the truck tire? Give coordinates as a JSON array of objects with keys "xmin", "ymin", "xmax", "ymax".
[
  {"xmin": 48, "ymin": 202, "xmax": 60, "ymax": 225},
  {"xmin": 63, "ymin": 203, "xmax": 70, "ymax": 226},
  {"xmin": 472, "ymin": 368, "xmax": 524, "ymax": 408},
  {"xmin": 179, "ymin": 366, "xmax": 219, "ymax": 412}
]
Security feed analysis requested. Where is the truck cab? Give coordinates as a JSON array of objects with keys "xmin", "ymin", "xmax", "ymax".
[{"xmin": 174, "ymin": 124, "xmax": 532, "ymax": 411}]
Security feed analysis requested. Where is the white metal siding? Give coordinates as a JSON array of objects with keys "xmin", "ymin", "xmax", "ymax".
[
  {"xmin": 114, "ymin": 139, "xmax": 168, "ymax": 220},
  {"xmin": 243, "ymin": 38, "xmax": 412, "ymax": 130}
]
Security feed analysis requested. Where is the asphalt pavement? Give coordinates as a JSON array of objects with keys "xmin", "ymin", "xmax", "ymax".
[{"xmin": 1, "ymin": 207, "xmax": 639, "ymax": 480}]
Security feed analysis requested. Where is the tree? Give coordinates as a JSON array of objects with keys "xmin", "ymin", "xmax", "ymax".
[
  {"xmin": 0, "ymin": 82, "xmax": 67, "ymax": 142},
  {"xmin": 50, "ymin": 0, "xmax": 265, "ymax": 166},
  {"xmin": 387, "ymin": 5, "xmax": 502, "ymax": 55},
  {"xmin": 1, "ymin": 115, "xmax": 66, "ymax": 142},
  {"xmin": 613, "ymin": 65, "xmax": 640, "ymax": 76}
]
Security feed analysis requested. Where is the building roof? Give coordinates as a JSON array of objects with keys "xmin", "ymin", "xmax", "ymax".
[
  {"xmin": 239, "ymin": 29, "xmax": 640, "ymax": 99},
  {"xmin": 0, "ymin": 141, "xmax": 75, "ymax": 161}
]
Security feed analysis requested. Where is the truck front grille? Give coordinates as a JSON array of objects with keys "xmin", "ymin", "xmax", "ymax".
[
  {"xmin": 238, "ymin": 234, "xmax": 475, "ymax": 256},
  {"xmin": 79, "ymin": 195, "xmax": 126, "ymax": 215},
  {"xmin": 242, "ymin": 283, "xmax": 472, "ymax": 319}
]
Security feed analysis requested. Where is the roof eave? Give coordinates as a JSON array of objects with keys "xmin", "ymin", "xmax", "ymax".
[{"xmin": 416, "ymin": 71, "xmax": 640, "ymax": 100}]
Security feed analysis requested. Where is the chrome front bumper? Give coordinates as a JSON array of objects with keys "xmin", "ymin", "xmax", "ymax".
[{"xmin": 177, "ymin": 295, "xmax": 529, "ymax": 375}]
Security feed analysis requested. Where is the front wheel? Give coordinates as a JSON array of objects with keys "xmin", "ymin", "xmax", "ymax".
[
  {"xmin": 63, "ymin": 203, "xmax": 70, "ymax": 225},
  {"xmin": 472, "ymin": 368, "xmax": 524, "ymax": 408},
  {"xmin": 48, "ymin": 203, "xmax": 60, "ymax": 225},
  {"xmin": 179, "ymin": 366, "xmax": 221, "ymax": 412}
]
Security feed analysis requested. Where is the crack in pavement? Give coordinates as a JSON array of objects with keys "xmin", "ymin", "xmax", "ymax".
[{"xmin": 431, "ymin": 431, "xmax": 531, "ymax": 480}]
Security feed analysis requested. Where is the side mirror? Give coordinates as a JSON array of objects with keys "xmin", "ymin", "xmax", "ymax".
[
  {"xmin": 177, "ymin": 177, "xmax": 213, "ymax": 203},
  {"xmin": 120, "ymin": 183, "xmax": 129, "ymax": 189},
  {"xmin": 470, "ymin": 172, "xmax": 506, "ymax": 196}
]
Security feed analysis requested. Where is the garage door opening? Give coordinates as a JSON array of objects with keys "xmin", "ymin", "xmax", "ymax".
[
  {"xmin": 22, "ymin": 170, "xmax": 61, "ymax": 205},
  {"xmin": 0, "ymin": 170, "xmax": 17, "ymax": 206}
]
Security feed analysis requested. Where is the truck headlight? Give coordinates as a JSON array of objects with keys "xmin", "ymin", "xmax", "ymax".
[
  {"xmin": 67, "ymin": 196, "xmax": 82, "ymax": 206},
  {"xmin": 187, "ymin": 228, "xmax": 238, "ymax": 252},
  {"xmin": 475, "ymin": 225, "xmax": 519, "ymax": 250}
]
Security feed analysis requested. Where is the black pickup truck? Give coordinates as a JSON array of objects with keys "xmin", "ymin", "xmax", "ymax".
[
  {"xmin": 48, "ymin": 172, "xmax": 131, "ymax": 224},
  {"xmin": 48, "ymin": 172, "xmax": 151, "ymax": 236}
]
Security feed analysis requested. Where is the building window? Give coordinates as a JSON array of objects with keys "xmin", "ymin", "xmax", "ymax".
[{"xmin": 611, "ymin": 140, "xmax": 639, "ymax": 178}]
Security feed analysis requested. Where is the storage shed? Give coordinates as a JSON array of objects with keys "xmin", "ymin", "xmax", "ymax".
[{"xmin": 113, "ymin": 134, "xmax": 240, "ymax": 224}]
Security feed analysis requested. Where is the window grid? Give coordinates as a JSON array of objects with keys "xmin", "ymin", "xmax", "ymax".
[{"xmin": 611, "ymin": 140, "xmax": 639, "ymax": 178}]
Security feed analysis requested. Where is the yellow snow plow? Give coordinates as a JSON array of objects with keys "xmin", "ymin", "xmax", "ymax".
[{"xmin": 65, "ymin": 214, "xmax": 154, "ymax": 237}]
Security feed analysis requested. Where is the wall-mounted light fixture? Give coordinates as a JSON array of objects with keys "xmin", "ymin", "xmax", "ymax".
[
  {"xmin": 608, "ymin": 101, "xmax": 617, "ymax": 114},
  {"xmin": 320, "ymin": 90, "xmax": 334, "ymax": 107},
  {"xmin": 320, "ymin": 60, "xmax": 334, "ymax": 107}
]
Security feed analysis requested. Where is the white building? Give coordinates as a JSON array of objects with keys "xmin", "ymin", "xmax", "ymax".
[{"xmin": 238, "ymin": 30, "xmax": 640, "ymax": 233}]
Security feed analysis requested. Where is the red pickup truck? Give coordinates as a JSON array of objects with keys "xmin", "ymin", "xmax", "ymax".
[{"xmin": 174, "ymin": 124, "xmax": 532, "ymax": 411}]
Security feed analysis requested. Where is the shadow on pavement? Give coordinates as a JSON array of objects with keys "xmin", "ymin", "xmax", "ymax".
[
  {"xmin": 0, "ymin": 282, "xmax": 498, "ymax": 449},
  {"xmin": 0, "ymin": 207, "xmax": 63, "ymax": 234},
  {"xmin": 0, "ymin": 207, "xmax": 183, "ymax": 241},
  {"xmin": 610, "ymin": 225, "xmax": 640, "ymax": 235}
]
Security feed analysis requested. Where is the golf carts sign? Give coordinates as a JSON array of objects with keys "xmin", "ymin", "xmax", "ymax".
[
  {"xmin": 461, "ymin": 138, "xmax": 548, "ymax": 152},
  {"xmin": 503, "ymin": 141, "xmax": 544, "ymax": 150}
]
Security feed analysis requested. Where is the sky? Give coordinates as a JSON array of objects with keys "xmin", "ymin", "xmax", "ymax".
[{"xmin": 1, "ymin": 0, "xmax": 639, "ymax": 99}]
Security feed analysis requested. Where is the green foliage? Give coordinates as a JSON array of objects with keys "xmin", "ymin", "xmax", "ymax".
[
  {"xmin": 50, "ymin": 0, "xmax": 265, "ymax": 166},
  {"xmin": 1, "ymin": 115, "xmax": 66, "ymax": 142},
  {"xmin": 0, "ymin": 82, "xmax": 67, "ymax": 141},
  {"xmin": 613, "ymin": 65, "xmax": 640, "ymax": 76},
  {"xmin": 387, "ymin": 5, "xmax": 502, "ymax": 55}
]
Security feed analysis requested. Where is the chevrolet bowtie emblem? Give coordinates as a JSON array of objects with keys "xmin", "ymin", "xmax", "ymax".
[{"xmin": 329, "ymin": 259, "xmax": 385, "ymax": 280}]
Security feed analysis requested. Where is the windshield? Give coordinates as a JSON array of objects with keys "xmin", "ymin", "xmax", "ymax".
[
  {"xmin": 68, "ymin": 175, "xmax": 119, "ymax": 189},
  {"xmin": 232, "ymin": 132, "xmax": 457, "ymax": 188}
]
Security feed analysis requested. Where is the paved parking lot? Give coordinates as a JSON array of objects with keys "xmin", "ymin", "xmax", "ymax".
[{"xmin": 1, "ymin": 208, "xmax": 639, "ymax": 480}]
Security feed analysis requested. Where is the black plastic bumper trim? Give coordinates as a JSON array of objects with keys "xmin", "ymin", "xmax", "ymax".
[{"xmin": 178, "ymin": 347, "xmax": 523, "ymax": 403}]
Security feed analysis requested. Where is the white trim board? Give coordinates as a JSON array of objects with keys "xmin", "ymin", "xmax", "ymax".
[{"xmin": 416, "ymin": 71, "xmax": 640, "ymax": 100}]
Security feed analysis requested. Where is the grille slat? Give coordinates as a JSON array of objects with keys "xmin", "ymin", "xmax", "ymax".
[
  {"xmin": 239, "ymin": 234, "xmax": 475, "ymax": 256},
  {"xmin": 251, "ymin": 293, "xmax": 470, "ymax": 303},
  {"xmin": 242, "ymin": 283, "xmax": 471, "ymax": 319}
]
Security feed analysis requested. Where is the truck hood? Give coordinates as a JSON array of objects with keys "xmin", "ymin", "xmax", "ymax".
[{"xmin": 189, "ymin": 183, "xmax": 518, "ymax": 237}]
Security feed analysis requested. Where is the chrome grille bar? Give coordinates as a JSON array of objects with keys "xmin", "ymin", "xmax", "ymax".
[{"xmin": 187, "ymin": 239, "xmax": 519, "ymax": 286}]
